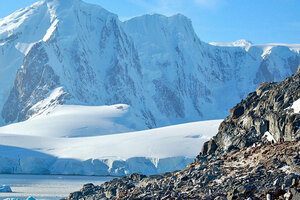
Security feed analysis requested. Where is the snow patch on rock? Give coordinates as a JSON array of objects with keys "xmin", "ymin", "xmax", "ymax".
[
  {"xmin": 263, "ymin": 131, "xmax": 277, "ymax": 143},
  {"xmin": 291, "ymin": 98, "xmax": 300, "ymax": 113},
  {"xmin": 15, "ymin": 42, "xmax": 35, "ymax": 55}
]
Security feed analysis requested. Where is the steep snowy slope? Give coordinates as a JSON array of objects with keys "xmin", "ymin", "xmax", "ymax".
[
  {"xmin": 0, "ymin": 0, "xmax": 152, "ymax": 130},
  {"xmin": 123, "ymin": 14, "xmax": 213, "ymax": 124},
  {"xmin": 0, "ymin": 119, "xmax": 222, "ymax": 175},
  {"xmin": 0, "ymin": 0, "xmax": 299, "ymax": 130},
  {"xmin": 123, "ymin": 16, "xmax": 300, "ymax": 122}
]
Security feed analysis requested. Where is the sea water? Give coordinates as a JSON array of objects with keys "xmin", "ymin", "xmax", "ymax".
[{"xmin": 0, "ymin": 174, "xmax": 114, "ymax": 200}]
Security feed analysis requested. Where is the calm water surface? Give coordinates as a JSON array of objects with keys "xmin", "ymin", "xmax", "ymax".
[{"xmin": 0, "ymin": 174, "xmax": 114, "ymax": 200}]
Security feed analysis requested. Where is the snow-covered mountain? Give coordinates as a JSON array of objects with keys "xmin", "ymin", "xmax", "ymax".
[
  {"xmin": 0, "ymin": 0, "xmax": 149, "ymax": 131},
  {"xmin": 0, "ymin": 0, "xmax": 299, "ymax": 130}
]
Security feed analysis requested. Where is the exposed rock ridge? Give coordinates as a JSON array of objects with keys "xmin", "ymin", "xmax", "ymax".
[
  {"xmin": 201, "ymin": 67, "xmax": 300, "ymax": 157},
  {"xmin": 1, "ymin": 42, "xmax": 63, "ymax": 123}
]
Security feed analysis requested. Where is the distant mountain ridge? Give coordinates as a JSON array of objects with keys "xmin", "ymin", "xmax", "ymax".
[{"xmin": 0, "ymin": 0, "xmax": 299, "ymax": 131}]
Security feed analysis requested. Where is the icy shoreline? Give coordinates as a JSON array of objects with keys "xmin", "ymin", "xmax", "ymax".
[{"xmin": 0, "ymin": 155, "xmax": 193, "ymax": 176}]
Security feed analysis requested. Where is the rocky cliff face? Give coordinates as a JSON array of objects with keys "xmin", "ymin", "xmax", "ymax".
[
  {"xmin": 67, "ymin": 71, "xmax": 300, "ymax": 199},
  {"xmin": 2, "ymin": 42, "xmax": 62, "ymax": 122},
  {"xmin": 201, "ymin": 68, "xmax": 300, "ymax": 157},
  {"xmin": 0, "ymin": 0, "xmax": 299, "ymax": 129}
]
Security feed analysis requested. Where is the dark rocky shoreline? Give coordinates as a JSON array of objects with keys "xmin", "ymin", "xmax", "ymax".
[{"xmin": 67, "ymin": 142, "xmax": 300, "ymax": 199}]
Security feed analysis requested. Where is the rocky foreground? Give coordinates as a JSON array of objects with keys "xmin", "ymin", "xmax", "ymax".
[
  {"xmin": 68, "ymin": 142, "xmax": 299, "ymax": 200},
  {"xmin": 67, "ymin": 70, "xmax": 300, "ymax": 199}
]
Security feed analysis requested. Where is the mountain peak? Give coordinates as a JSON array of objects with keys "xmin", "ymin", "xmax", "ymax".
[
  {"xmin": 43, "ymin": 0, "xmax": 81, "ymax": 11},
  {"xmin": 42, "ymin": 0, "xmax": 80, "ymax": 8},
  {"xmin": 42, "ymin": 0, "xmax": 116, "ymax": 23},
  {"xmin": 125, "ymin": 13, "xmax": 191, "ymax": 26},
  {"xmin": 170, "ymin": 13, "xmax": 191, "ymax": 20},
  {"xmin": 232, "ymin": 39, "xmax": 253, "ymax": 47},
  {"xmin": 43, "ymin": 0, "xmax": 80, "ymax": 4},
  {"xmin": 124, "ymin": 13, "xmax": 194, "ymax": 40}
]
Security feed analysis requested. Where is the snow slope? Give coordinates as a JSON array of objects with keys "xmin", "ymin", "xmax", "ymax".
[
  {"xmin": 0, "ymin": 112, "xmax": 222, "ymax": 175},
  {"xmin": 0, "ymin": 104, "xmax": 133, "ymax": 137}
]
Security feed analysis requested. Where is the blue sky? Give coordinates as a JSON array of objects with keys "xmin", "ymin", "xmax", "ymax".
[{"xmin": 0, "ymin": 0, "xmax": 299, "ymax": 44}]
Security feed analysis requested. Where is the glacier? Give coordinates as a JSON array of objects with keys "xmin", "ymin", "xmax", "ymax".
[{"xmin": 0, "ymin": 108, "xmax": 222, "ymax": 175}]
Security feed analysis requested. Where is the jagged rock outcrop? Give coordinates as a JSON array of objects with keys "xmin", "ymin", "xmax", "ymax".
[
  {"xmin": 67, "ymin": 70, "xmax": 300, "ymax": 200},
  {"xmin": 201, "ymin": 68, "xmax": 300, "ymax": 157}
]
